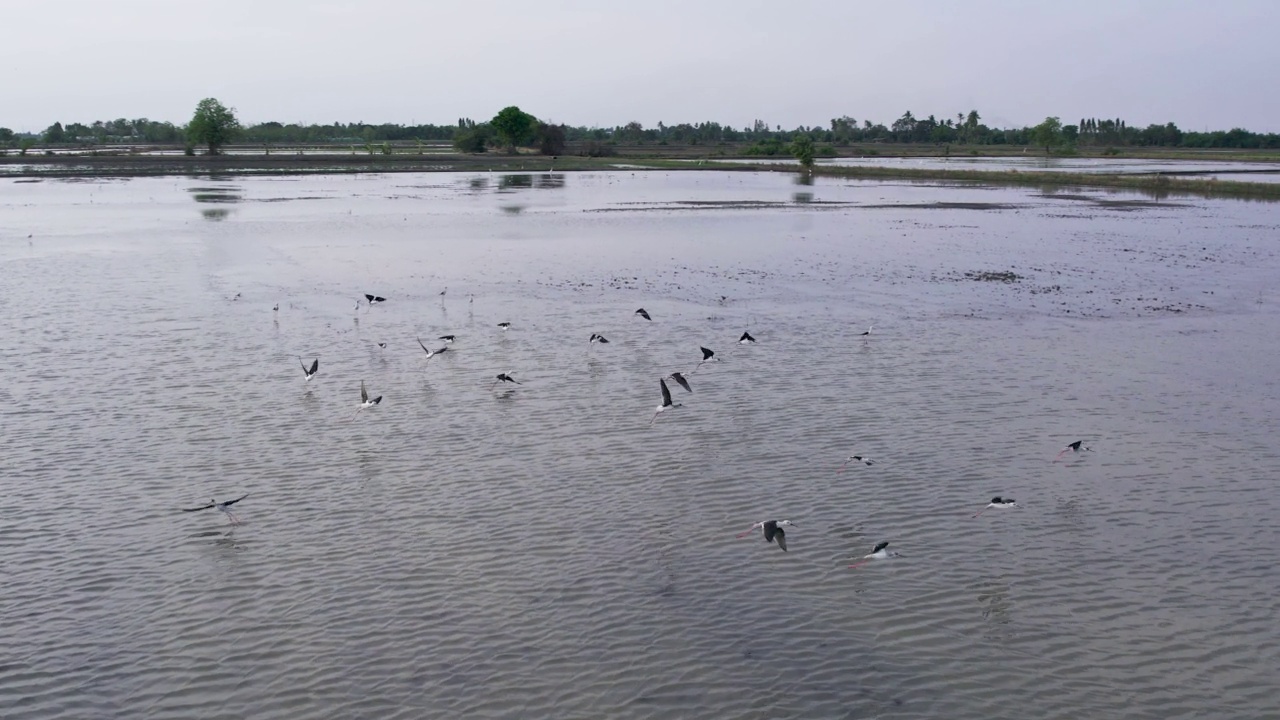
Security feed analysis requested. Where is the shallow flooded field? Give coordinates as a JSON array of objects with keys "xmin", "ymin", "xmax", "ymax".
[{"xmin": 2, "ymin": 171, "xmax": 1278, "ymax": 719}]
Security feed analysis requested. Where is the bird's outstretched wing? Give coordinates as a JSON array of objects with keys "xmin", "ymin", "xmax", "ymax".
[
  {"xmin": 417, "ymin": 336, "xmax": 430, "ymax": 353},
  {"xmin": 660, "ymin": 378, "xmax": 672, "ymax": 406},
  {"xmin": 365, "ymin": 293, "xmax": 375, "ymax": 302},
  {"xmin": 222, "ymin": 493, "xmax": 250, "ymax": 507},
  {"xmin": 182, "ymin": 502, "xmax": 214, "ymax": 512},
  {"xmin": 670, "ymin": 373, "xmax": 691, "ymax": 393},
  {"xmin": 872, "ymin": 541, "xmax": 890, "ymax": 554},
  {"xmin": 307, "ymin": 358, "xmax": 318, "ymax": 375},
  {"xmin": 700, "ymin": 346, "xmax": 714, "ymax": 360},
  {"xmin": 361, "ymin": 381, "xmax": 369, "ymax": 403},
  {"xmin": 775, "ymin": 528, "xmax": 787, "ymax": 552}
]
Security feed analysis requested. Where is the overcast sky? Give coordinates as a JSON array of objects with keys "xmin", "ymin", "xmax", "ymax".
[{"xmin": 4, "ymin": 0, "xmax": 1277, "ymax": 133}]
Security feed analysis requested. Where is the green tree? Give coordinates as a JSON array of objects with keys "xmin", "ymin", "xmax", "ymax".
[
  {"xmin": 453, "ymin": 123, "xmax": 492, "ymax": 153},
  {"xmin": 1030, "ymin": 116, "xmax": 1064, "ymax": 155},
  {"xmin": 187, "ymin": 98, "xmax": 241, "ymax": 155},
  {"xmin": 790, "ymin": 134, "xmax": 815, "ymax": 168},
  {"xmin": 43, "ymin": 122, "xmax": 65, "ymax": 143},
  {"xmin": 0, "ymin": 127, "xmax": 14, "ymax": 146},
  {"xmin": 490, "ymin": 106, "xmax": 536, "ymax": 152},
  {"xmin": 536, "ymin": 122, "xmax": 566, "ymax": 155}
]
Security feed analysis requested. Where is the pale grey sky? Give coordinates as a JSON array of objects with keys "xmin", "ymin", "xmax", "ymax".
[{"xmin": 5, "ymin": 0, "xmax": 1278, "ymax": 133}]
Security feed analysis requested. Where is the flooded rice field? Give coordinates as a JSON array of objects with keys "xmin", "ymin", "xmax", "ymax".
[{"xmin": 2, "ymin": 171, "xmax": 1278, "ymax": 719}]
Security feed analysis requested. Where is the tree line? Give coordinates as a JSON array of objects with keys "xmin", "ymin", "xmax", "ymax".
[{"xmin": 3, "ymin": 103, "xmax": 1278, "ymax": 153}]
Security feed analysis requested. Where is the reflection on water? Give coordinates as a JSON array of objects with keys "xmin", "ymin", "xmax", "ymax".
[
  {"xmin": 793, "ymin": 191, "xmax": 814, "ymax": 204},
  {"xmin": 201, "ymin": 208, "xmax": 231, "ymax": 221},
  {"xmin": 189, "ymin": 183, "xmax": 242, "ymax": 220},
  {"xmin": 497, "ymin": 173, "xmax": 566, "ymax": 191},
  {"xmin": 498, "ymin": 173, "xmax": 532, "ymax": 191},
  {"xmin": 500, "ymin": 205, "xmax": 525, "ymax": 215}
]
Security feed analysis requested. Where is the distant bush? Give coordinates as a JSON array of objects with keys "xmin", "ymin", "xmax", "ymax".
[
  {"xmin": 817, "ymin": 144, "xmax": 838, "ymax": 157},
  {"xmin": 1103, "ymin": 146, "xmax": 1120, "ymax": 156}
]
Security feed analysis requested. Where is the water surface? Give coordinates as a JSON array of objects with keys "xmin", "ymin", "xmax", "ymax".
[{"xmin": 2, "ymin": 171, "xmax": 1278, "ymax": 719}]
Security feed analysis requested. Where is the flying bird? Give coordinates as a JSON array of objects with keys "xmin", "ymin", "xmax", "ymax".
[
  {"xmin": 298, "ymin": 357, "xmax": 319, "ymax": 381},
  {"xmin": 182, "ymin": 494, "xmax": 250, "ymax": 525},
  {"xmin": 736, "ymin": 520, "xmax": 797, "ymax": 552},
  {"xmin": 694, "ymin": 346, "xmax": 718, "ymax": 372},
  {"xmin": 837, "ymin": 455, "xmax": 875, "ymax": 472},
  {"xmin": 351, "ymin": 381, "xmax": 382, "ymax": 420},
  {"xmin": 973, "ymin": 497, "xmax": 1018, "ymax": 518},
  {"xmin": 848, "ymin": 541, "xmax": 900, "ymax": 569},
  {"xmin": 364, "ymin": 294, "xmax": 387, "ymax": 305},
  {"xmin": 1054, "ymin": 440, "xmax": 1094, "ymax": 463},
  {"xmin": 497, "ymin": 322, "xmax": 511, "ymax": 331},
  {"xmin": 635, "ymin": 308, "xmax": 652, "ymax": 321},
  {"xmin": 739, "ymin": 331, "xmax": 756, "ymax": 344},
  {"xmin": 491, "ymin": 372, "xmax": 521, "ymax": 390},
  {"xmin": 438, "ymin": 335, "xmax": 456, "ymax": 344},
  {"xmin": 650, "ymin": 378, "xmax": 683, "ymax": 425},
  {"xmin": 589, "ymin": 333, "xmax": 610, "ymax": 345},
  {"xmin": 666, "ymin": 371, "xmax": 692, "ymax": 393},
  {"xmin": 416, "ymin": 337, "xmax": 448, "ymax": 362}
]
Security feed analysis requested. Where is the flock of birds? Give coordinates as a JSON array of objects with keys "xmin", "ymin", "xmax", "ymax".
[{"xmin": 185, "ymin": 292, "xmax": 1097, "ymax": 569}]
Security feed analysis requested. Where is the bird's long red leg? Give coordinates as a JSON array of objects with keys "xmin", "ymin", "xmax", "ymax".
[{"xmin": 848, "ymin": 559, "xmax": 870, "ymax": 569}]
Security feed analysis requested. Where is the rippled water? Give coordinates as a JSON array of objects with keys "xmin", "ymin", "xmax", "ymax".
[{"xmin": 2, "ymin": 171, "xmax": 1279, "ymax": 719}]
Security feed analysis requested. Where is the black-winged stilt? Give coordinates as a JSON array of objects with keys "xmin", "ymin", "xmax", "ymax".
[
  {"xmin": 497, "ymin": 322, "xmax": 511, "ymax": 331},
  {"xmin": 859, "ymin": 325, "xmax": 874, "ymax": 337},
  {"xmin": 439, "ymin": 287, "xmax": 447, "ymax": 301},
  {"xmin": 666, "ymin": 372, "xmax": 692, "ymax": 393},
  {"xmin": 183, "ymin": 494, "xmax": 249, "ymax": 525},
  {"xmin": 650, "ymin": 378, "xmax": 682, "ymax": 425},
  {"xmin": 739, "ymin": 331, "xmax": 756, "ymax": 344},
  {"xmin": 416, "ymin": 337, "xmax": 448, "ymax": 362},
  {"xmin": 299, "ymin": 357, "xmax": 319, "ymax": 381},
  {"xmin": 589, "ymin": 333, "xmax": 610, "ymax": 345},
  {"xmin": 736, "ymin": 520, "xmax": 796, "ymax": 551},
  {"xmin": 364, "ymin": 293, "xmax": 387, "ymax": 305},
  {"xmin": 694, "ymin": 346, "xmax": 718, "ymax": 372},
  {"xmin": 848, "ymin": 541, "xmax": 899, "ymax": 568},
  {"xmin": 1054, "ymin": 440, "xmax": 1093, "ymax": 462},
  {"xmin": 439, "ymin": 335, "xmax": 456, "ymax": 344},
  {"xmin": 351, "ymin": 381, "xmax": 382, "ymax": 420},
  {"xmin": 973, "ymin": 497, "xmax": 1018, "ymax": 518},
  {"xmin": 635, "ymin": 308, "xmax": 652, "ymax": 321},
  {"xmin": 273, "ymin": 303, "xmax": 278, "ymax": 312},
  {"xmin": 491, "ymin": 372, "xmax": 521, "ymax": 389},
  {"xmin": 837, "ymin": 455, "xmax": 875, "ymax": 472}
]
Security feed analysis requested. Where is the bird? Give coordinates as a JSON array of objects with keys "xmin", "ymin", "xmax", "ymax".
[
  {"xmin": 848, "ymin": 541, "xmax": 900, "ymax": 569},
  {"xmin": 739, "ymin": 331, "xmax": 756, "ymax": 344},
  {"xmin": 439, "ymin": 287, "xmax": 447, "ymax": 300},
  {"xmin": 351, "ymin": 381, "xmax": 382, "ymax": 420},
  {"xmin": 497, "ymin": 322, "xmax": 511, "ymax": 331},
  {"xmin": 371, "ymin": 341, "xmax": 387, "ymax": 351},
  {"xmin": 837, "ymin": 455, "xmax": 875, "ymax": 472},
  {"xmin": 364, "ymin": 294, "xmax": 387, "ymax": 305},
  {"xmin": 589, "ymin": 333, "xmax": 610, "ymax": 345},
  {"xmin": 1054, "ymin": 440, "xmax": 1094, "ymax": 463},
  {"xmin": 416, "ymin": 337, "xmax": 448, "ymax": 362},
  {"xmin": 491, "ymin": 372, "xmax": 521, "ymax": 390},
  {"xmin": 736, "ymin": 520, "xmax": 797, "ymax": 552},
  {"xmin": 973, "ymin": 497, "xmax": 1018, "ymax": 518},
  {"xmin": 182, "ymin": 494, "xmax": 250, "ymax": 525},
  {"xmin": 438, "ymin": 335, "xmax": 456, "ymax": 344},
  {"xmin": 694, "ymin": 346, "xmax": 718, "ymax": 372},
  {"xmin": 666, "ymin": 371, "xmax": 692, "ymax": 393},
  {"xmin": 273, "ymin": 303, "xmax": 279, "ymax": 312},
  {"xmin": 635, "ymin": 308, "xmax": 651, "ymax": 321},
  {"xmin": 298, "ymin": 357, "xmax": 319, "ymax": 381},
  {"xmin": 859, "ymin": 325, "xmax": 874, "ymax": 337},
  {"xmin": 650, "ymin": 378, "xmax": 682, "ymax": 425}
]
